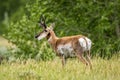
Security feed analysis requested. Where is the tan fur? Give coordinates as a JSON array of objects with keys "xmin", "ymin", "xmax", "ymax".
[
  {"xmin": 36, "ymin": 17, "xmax": 92, "ymax": 69},
  {"xmin": 46, "ymin": 30, "xmax": 83, "ymax": 52},
  {"xmin": 45, "ymin": 30, "xmax": 92, "ymax": 69},
  {"xmin": 36, "ymin": 28, "xmax": 92, "ymax": 69}
]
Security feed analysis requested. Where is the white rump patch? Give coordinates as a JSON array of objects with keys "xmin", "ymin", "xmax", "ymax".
[
  {"xmin": 78, "ymin": 37, "xmax": 92, "ymax": 51},
  {"xmin": 37, "ymin": 33, "xmax": 47, "ymax": 40}
]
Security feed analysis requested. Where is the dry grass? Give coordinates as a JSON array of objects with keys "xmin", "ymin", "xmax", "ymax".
[
  {"xmin": 0, "ymin": 56, "xmax": 120, "ymax": 80},
  {"xmin": 0, "ymin": 36, "xmax": 13, "ymax": 47}
]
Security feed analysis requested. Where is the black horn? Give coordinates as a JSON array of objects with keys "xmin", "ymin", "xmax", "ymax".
[{"xmin": 38, "ymin": 15, "xmax": 47, "ymax": 29}]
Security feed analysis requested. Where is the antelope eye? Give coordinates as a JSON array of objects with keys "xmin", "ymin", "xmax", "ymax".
[{"xmin": 44, "ymin": 30, "xmax": 47, "ymax": 32}]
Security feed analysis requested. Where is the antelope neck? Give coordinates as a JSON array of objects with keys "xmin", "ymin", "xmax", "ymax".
[{"xmin": 47, "ymin": 30, "xmax": 58, "ymax": 49}]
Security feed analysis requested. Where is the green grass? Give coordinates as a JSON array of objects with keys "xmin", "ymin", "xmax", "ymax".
[{"xmin": 0, "ymin": 56, "xmax": 120, "ymax": 80}]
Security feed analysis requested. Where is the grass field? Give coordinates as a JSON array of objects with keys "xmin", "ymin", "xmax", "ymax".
[{"xmin": 0, "ymin": 56, "xmax": 120, "ymax": 80}]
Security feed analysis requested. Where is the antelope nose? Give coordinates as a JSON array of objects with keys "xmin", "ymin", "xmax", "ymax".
[{"xmin": 35, "ymin": 35, "xmax": 38, "ymax": 38}]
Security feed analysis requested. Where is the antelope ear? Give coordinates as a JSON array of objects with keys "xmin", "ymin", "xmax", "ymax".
[{"xmin": 49, "ymin": 23, "xmax": 55, "ymax": 30}]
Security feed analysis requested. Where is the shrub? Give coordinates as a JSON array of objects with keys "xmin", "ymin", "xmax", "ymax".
[{"xmin": 5, "ymin": 0, "xmax": 120, "ymax": 60}]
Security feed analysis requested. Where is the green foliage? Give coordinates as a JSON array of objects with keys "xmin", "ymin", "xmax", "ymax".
[
  {"xmin": 5, "ymin": 0, "xmax": 120, "ymax": 60},
  {"xmin": 0, "ymin": 0, "xmax": 27, "ymax": 34}
]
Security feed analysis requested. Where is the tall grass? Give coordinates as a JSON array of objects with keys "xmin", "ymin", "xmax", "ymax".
[{"xmin": 0, "ymin": 55, "xmax": 120, "ymax": 80}]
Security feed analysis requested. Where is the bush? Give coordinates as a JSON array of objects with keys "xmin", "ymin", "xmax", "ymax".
[{"xmin": 5, "ymin": 0, "xmax": 120, "ymax": 60}]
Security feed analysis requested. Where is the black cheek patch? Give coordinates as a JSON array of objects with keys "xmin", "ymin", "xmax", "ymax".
[{"xmin": 46, "ymin": 33, "xmax": 51, "ymax": 40}]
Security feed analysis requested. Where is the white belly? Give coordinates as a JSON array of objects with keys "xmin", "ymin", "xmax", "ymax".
[
  {"xmin": 57, "ymin": 43, "xmax": 75, "ymax": 58},
  {"xmin": 57, "ymin": 37, "xmax": 92, "ymax": 57}
]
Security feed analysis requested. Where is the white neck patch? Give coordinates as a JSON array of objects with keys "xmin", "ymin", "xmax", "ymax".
[{"xmin": 48, "ymin": 36, "xmax": 52, "ymax": 42}]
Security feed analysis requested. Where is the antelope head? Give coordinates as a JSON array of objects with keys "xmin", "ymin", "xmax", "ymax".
[{"xmin": 35, "ymin": 15, "xmax": 55, "ymax": 41}]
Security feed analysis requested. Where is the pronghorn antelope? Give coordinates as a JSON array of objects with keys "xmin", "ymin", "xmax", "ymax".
[{"xmin": 35, "ymin": 16, "xmax": 92, "ymax": 69}]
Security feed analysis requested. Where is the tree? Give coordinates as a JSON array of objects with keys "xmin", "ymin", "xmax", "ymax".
[{"xmin": 5, "ymin": 0, "xmax": 120, "ymax": 60}]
